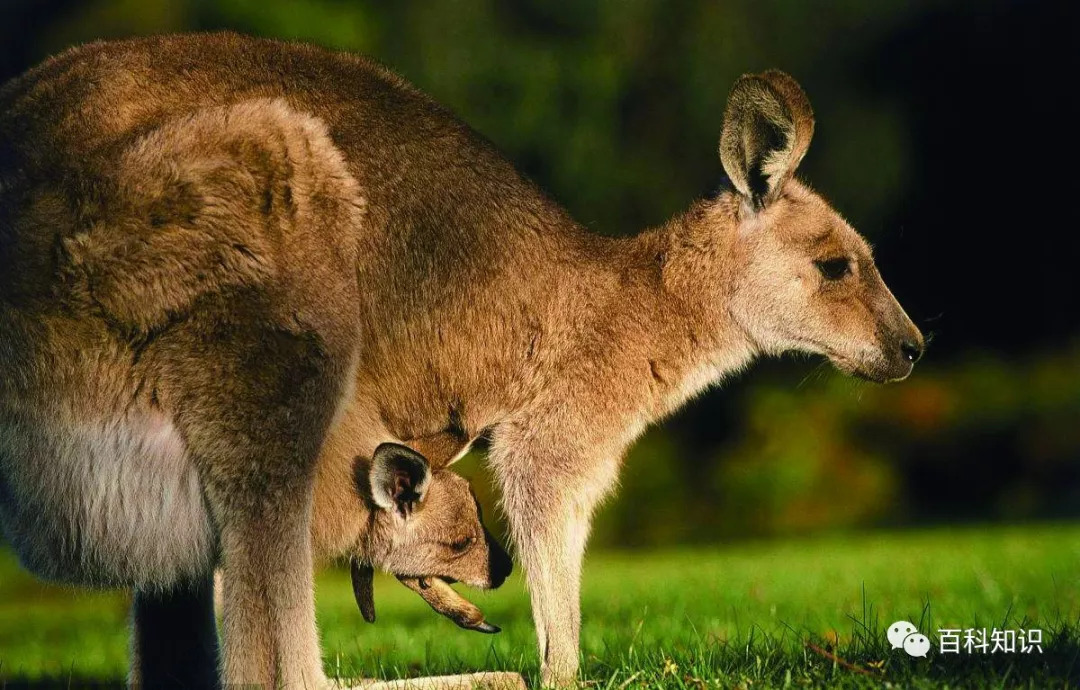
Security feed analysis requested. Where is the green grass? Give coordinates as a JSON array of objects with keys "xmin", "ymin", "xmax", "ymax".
[{"xmin": 1, "ymin": 524, "xmax": 1078, "ymax": 688}]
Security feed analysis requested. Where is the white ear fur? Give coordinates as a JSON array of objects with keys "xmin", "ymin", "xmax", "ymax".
[
  {"xmin": 719, "ymin": 70, "xmax": 815, "ymax": 210},
  {"xmin": 369, "ymin": 443, "xmax": 431, "ymax": 515}
]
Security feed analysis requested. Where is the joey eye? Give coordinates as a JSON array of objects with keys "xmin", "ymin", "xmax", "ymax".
[
  {"xmin": 815, "ymin": 257, "xmax": 851, "ymax": 281},
  {"xmin": 449, "ymin": 536, "xmax": 476, "ymax": 554}
]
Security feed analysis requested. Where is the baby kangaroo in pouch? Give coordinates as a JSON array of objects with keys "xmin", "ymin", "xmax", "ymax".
[
  {"xmin": 342, "ymin": 442, "xmax": 510, "ymax": 636},
  {"xmin": 0, "ymin": 34, "xmax": 921, "ymax": 687},
  {"xmin": 94, "ymin": 440, "xmax": 511, "ymax": 688}
]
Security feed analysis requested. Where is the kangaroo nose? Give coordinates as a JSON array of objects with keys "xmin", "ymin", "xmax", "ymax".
[{"xmin": 900, "ymin": 339, "xmax": 923, "ymax": 363}]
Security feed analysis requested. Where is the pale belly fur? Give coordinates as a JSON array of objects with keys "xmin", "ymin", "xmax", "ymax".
[{"xmin": 0, "ymin": 409, "xmax": 216, "ymax": 588}]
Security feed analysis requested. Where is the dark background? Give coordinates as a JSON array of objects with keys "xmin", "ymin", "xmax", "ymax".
[{"xmin": 2, "ymin": 0, "xmax": 1077, "ymax": 546}]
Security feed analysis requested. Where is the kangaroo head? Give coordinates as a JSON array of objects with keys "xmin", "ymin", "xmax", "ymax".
[
  {"xmin": 354, "ymin": 442, "xmax": 512, "ymax": 591},
  {"xmin": 688, "ymin": 71, "xmax": 923, "ymax": 382}
]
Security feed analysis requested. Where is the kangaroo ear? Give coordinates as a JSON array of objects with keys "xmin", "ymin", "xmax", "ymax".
[
  {"xmin": 370, "ymin": 443, "xmax": 431, "ymax": 518},
  {"xmin": 719, "ymin": 70, "xmax": 814, "ymax": 210},
  {"xmin": 350, "ymin": 558, "xmax": 377, "ymax": 623}
]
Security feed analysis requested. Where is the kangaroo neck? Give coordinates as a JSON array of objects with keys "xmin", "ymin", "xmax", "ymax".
[{"xmin": 518, "ymin": 199, "xmax": 758, "ymax": 427}]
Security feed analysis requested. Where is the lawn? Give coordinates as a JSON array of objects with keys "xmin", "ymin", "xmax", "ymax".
[{"xmin": 1, "ymin": 524, "xmax": 1078, "ymax": 688}]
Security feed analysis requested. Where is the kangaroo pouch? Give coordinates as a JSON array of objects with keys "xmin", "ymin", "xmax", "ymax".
[{"xmin": 0, "ymin": 409, "xmax": 216, "ymax": 588}]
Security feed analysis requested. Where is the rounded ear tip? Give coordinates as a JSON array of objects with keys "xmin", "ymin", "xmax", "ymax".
[
  {"xmin": 729, "ymin": 70, "xmax": 810, "ymax": 109},
  {"xmin": 372, "ymin": 441, "xmax": 398, "ymax": 458},
  {"xmin": 373, "ymin": 441, "xmax": 428, "ymax": 466},
  {"xmin": 756, "ymin": 70, "xmax": 813, "ymax": 115},
  {"xmin": 728, "ymin": 72, "xmax": 767, "ymax": 96},
  {"xmin": 759, "ymin": 68, "xmax": 798, "ymax": 82}
]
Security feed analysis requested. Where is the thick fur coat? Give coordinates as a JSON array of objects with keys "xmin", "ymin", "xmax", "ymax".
[{"xmin": 0, "ymin": 34, "xmax": 921, "ymax": 687}]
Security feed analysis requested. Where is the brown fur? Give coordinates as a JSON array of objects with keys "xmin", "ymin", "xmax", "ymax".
[{"xmin": 0, "ymin": 33, "xmax": 922, "ymax": 687}]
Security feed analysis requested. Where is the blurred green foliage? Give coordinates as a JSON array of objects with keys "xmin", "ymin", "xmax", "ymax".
[
  {"xmin": 17, "ymin": 0, "xmax": 926, "ymax": 234},
  {"xmin": 2, "ymin": 0, "xmax": 1077, "ymax": 545},
  {"xmin": 584, "ymin": 342, "xmax": 1080, "ymax": 546}
]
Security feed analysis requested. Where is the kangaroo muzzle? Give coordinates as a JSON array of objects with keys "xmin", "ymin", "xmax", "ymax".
[{"xmin": 871, "ymin": 301, "xmax": 925, "ymax": 383}]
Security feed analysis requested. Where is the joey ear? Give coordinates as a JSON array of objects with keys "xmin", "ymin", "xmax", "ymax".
[
  {"xmin": 719, "ymin": 70, "xmax": 815, "ymax": 210},
  {"xmin": 370, "ymin": 442, "xmax": 431, "ymax": 517},
  {"xmin": 350, "ymin": 558, "xmax": 377, "ymax": 623}
]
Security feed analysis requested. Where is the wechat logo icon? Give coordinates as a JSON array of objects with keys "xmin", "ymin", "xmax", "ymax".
[{"xmin": 889, "ymin": 620, "xmax": 930, "ymax": 658}]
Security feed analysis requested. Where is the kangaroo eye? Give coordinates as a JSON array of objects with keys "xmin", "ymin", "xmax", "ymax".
[
  {"xmin": 815, "ymin": 257, "xmax": 851, "ymax": 281},
  {"xmin": 449, "ymin": 536, "xmax": 476, "ymax": 554}
]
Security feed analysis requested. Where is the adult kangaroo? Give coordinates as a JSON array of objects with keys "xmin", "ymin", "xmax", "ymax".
[{"xmin": 0, "ymin": 33, "xmax": 923, "ymax": 687}]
